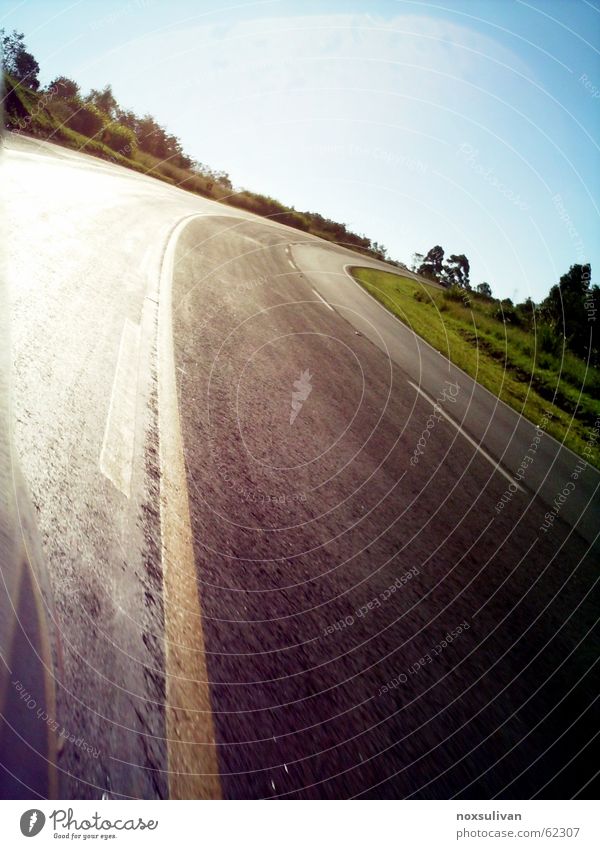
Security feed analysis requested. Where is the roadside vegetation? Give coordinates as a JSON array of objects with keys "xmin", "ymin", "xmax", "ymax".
[
  {"xmin": 1, "ymin": 29, "xmax": 394, "ymax": 262},
  {"xmin": 352, "ymin": 264, "xmax": 600, "ymax": 469}
]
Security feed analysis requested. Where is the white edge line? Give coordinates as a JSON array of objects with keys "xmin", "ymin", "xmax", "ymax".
[
  {"xmin": 408, "ymin": 379, "xmax": 524, "ymax": 491},
  {"xmin": 312, "ymin": 287, "xmax": 335, "ymax": 312},
  {"xmin": 342, "ymin": 262, "xmax": 599, "ymax": 477}
]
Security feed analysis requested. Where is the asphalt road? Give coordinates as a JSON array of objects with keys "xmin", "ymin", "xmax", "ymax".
[
  {"xmin": 172, "ymin": 215, "xmax": 599, "ymax": 799},
  {"xmin": 2, "ymin": 133, "xmax": 598, "ymax": 799},
  {"xmin": 3, "ymin": 132, "xmax": 221, "ymax": 798}
]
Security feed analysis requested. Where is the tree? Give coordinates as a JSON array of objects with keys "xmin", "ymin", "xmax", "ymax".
[
  {"xmin": 135, "ymin": 113, "xmax": 167, "ymax": 156},
  {"xmin": 515, "ymin": 296, "xmax": 536, "ymax": 329},
  {"xmin": 494, "ymin": 298, "xmax": 520, "ymax": 325},
  {"xmin": 418, "ymin": 245, "xmax": 445, "ymax": 281},
  {"xmin": 372, "ymin": 241, "xmax": 388, "ymax": 261},
  {"xmin": 540, "ymin": 264, "xmax": 596, "ymax": 361},
  {"xmin": 518, "ymin": 296, "xmax": 536, "ymax": 312},
  {"xmin": 1, "ymin": 29, "xmax": 40, "ymax": 89},
  {"xmin": 48, "ymin": 76, "xmax": 79, "ymax": 99},
  {"xmin": 192, "ymin": 161, "xmax": 233, "ymax": 191},
  {"xmin": 443, "ymin": 254, "xmax": 471, "ymax": 289},
  {"xmin": 103, "ymin": 121, "xmax": 137, "ymax": 155},
  {"xmin": 116, "ymin": 108, "xmax": 138, "ymax": 133},
  {"xmin": 85, "ymin": 84, "xmax": 118, "ymax": 118},
  {"xmin": 212, "ymin": 169, "xmax": 232, "ymax": 191},
  {"xmin": 411, "ymin": 252, "xmax": 424, "ymax": 272},
  {"xmin": 66, "ymin": 102, "xmax": 105, "ymax": 138},
  {"xmin": 476, "ymin": 281, "xmax": 492, "ymax": 298}
]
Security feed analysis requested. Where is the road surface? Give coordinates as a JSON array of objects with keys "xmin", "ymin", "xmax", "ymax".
[{"xmin": 1, "ymin": 132, "xmax": 598, "ymax": 799}]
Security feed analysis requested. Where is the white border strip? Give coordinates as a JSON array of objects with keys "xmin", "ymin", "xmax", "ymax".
[
  {"xmin": 311, "ymin": 287, "xmax": 335, "ymax": 312},
  {"xmin": 408, "ymin": 379, "xmax": 524, "ymax": 491}
]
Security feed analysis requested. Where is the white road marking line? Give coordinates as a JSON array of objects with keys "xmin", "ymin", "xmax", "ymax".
[
  {"xmin": 407, "ymin": 379, "xmax": 524, "ymax": 491},
  {"xmin": 312, "ymin": 287, "xmax": 335, "ymax": 311},
  {"xmin": 99, "ymin": 318, "xmax": 141, "ymax": 497},
  {"xmin": 342, "ymin": 261, "xmax": 596, "ymax": 473},
  {"xmin": 288, "ymin": 258, "xmax": 297, "ymax": 269}
]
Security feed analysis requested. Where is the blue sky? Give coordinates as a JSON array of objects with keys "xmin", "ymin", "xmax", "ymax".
[{"xmin": 2, "ymin": 0, "xmax": 599, "ymax": 301}]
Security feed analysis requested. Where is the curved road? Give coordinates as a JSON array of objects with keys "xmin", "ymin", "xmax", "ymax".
[{"xmin": 1, "ymin": 132, "xmax": 598, "ymax": 799}]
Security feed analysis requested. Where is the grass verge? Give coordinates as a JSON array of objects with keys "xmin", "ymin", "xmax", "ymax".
[{"xmin": 351, "ymin": 267, "xmax": 600, "ymax": 469}]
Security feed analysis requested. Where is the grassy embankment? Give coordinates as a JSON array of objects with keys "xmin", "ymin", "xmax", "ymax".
[
  {"xmin": 352, "ymin": 267, "xmax": 600, "ymax": 469},
  {"xmin": 2, "ymin": 74, "xmax": 387, "ymax": 260}
]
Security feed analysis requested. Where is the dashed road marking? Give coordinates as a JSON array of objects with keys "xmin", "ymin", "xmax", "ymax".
[{"xmin": 99, "ymin": 318, "xmax": 141, "ymax": 497}]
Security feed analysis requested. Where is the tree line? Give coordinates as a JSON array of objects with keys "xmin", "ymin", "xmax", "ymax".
[
  {"xmin": 1, "ymin": 29, "xmax": 389, "ymax": 261},
  {"xmin": 412, "ymin": 244, "xmax": 598, "ymax": 365}
]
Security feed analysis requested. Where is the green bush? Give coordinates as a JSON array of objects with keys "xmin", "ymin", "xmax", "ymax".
[
  {"xmin": 443, "ymin": 285, "xmax": 472, "ymax": 305},
  {"xmin": 66, "ymin": 100, "xmax": 104, "ymax": 138},
  {"xmin": 102, "ymin": 121, "xmax": 137, "ymax": 156},
  {"xmin": 538, "ymin": 324, "xmax": 560, "ymax": 355},
  {"xmin": 46, "ymin": 98, "xmax": 75, "ymax": 126},
  {"xmin": 224, "ymin": 191, "xmax": 310, "ymax": 231},
  {"xmin": 276, "ymin": 210, "xmax": 310, "ymax": 231},
  {"xmin": 3, "ymin": 73, "xmax": 31, "ymax": 123},
  {"xmin": 3, "ymin": 72, "xmax": 56, "ymax": 133},
  {"xmin": 493, "ymin": 302, "xmax": 521, "ymax": 325}
]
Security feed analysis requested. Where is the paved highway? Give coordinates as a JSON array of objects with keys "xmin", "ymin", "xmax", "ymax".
[{"xmin": 1, "ymin": 133, "xmax": 598, "ymax": 799}]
